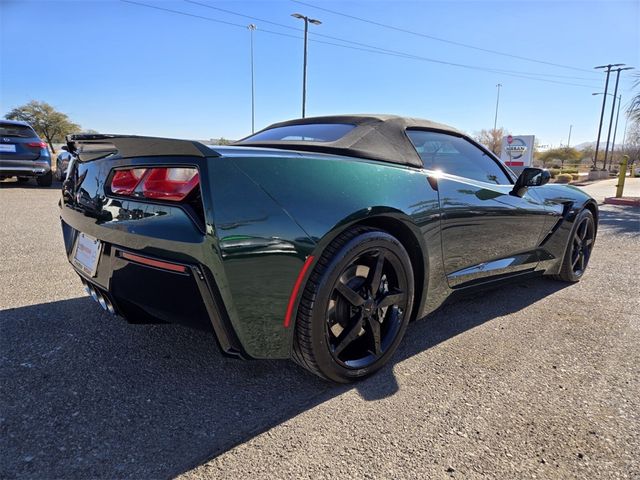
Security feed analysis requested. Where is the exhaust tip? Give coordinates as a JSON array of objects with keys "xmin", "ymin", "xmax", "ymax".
[
  {"xmin": 80, "ymin": 278, "xmax": 117, "ymax": 315},
  {"xmin": 95, "ymin": 289, "xmax": 108, "ymax": 311}
]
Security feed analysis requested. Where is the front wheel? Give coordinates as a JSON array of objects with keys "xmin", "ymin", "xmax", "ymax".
[
  {"xmin": 553, "ymin": 209, "xmax": 596, "ymax": 282},
  {"xmin": 292, "ymin": 227, "xmax": 415, "ymax": 383}
]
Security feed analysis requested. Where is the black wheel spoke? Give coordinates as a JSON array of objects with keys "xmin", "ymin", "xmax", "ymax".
[
  {"xmin": 366, "ymin": 316, "xmax": 381, "ymax": 356},
  {"xmin": 578, "ymin": 220, "xmax": 588, "ymax": 239},
  {"xmin": 336, "ymin": 282, "xmax": 365, "ymax": 307},
  {"xmin": 584, "ymin": 237, "xmax": 594, "ymax": 247},
  {"xmin": 333, "ymin": 313, "xmax": 363, "ymax": 356},
  {"xmin": 578, "ymin": 253, "xmax": 585, "ymax": 271},
  {"xmin": 571, "ymin": 252, "xmax": 581, "ymax": 268},
  {"xmin": 376, "ymin": 291, "xmax": 405, "ymax": 309},
  {"xmin": 573, "ymin": 232, "xmax": 581, "ymax": 246},
  {"xmin": 367, "ymin": 252, "xmax": 385, "ymax": 294}
]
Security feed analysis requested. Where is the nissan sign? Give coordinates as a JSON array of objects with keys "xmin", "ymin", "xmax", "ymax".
[{"xmin": 501, "ymin": 135, "xmax": 535, "ymax": 169}]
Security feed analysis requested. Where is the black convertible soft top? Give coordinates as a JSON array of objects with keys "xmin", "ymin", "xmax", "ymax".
[{"xmin": 234, "ymin": 114, "xmax": 464, "ymax": 168}]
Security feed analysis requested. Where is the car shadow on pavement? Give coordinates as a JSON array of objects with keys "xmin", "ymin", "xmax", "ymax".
[
  {"xmin": 0, "ymin": 276, "xmax": 567, "ymax": 479},
  {"xmin": 597, "ymin": 206, "xmax": 640, "ymax": 236}
]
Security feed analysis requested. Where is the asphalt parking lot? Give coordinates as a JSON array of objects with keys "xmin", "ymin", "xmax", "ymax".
[{"xmin": 1, "ymin": 178, "xmax": 639, "ymax": 479}]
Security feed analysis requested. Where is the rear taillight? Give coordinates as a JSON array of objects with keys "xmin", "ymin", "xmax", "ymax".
[
  {"xmin": 27, "ymin": 141, "xmax": 47, "ymax": 149},
  {"xmin": 142, "ymin": 167, "xmax": 200, "ymax": 201},
  {"xmin": 111, "ymin": 168, "xmax": 147, "ymax": 195},
  {"xmin": 109, "ymin": 167, "xmax": 199, "ymax": 201}
]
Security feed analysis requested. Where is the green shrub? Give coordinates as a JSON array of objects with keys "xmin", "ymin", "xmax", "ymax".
[
  {"xmin": 549, "ymin": 168, "xmax": 560, "ymax": 178},
  {"xmin": 561, "ymin": 168, "xmax": 578, "ymax": 174},
  {"xmin": 555, "ymin": 173, "xmax": 572, "ymax": 184}
]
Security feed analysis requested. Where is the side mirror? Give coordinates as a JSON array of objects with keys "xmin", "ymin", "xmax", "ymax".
[
  {"xmin": 511, "ymin": 167, "xmax": 550, "ymax": 196},
  {"xmin": 61, "ymin": 145, "xmax": 68, "ymax": 151}
]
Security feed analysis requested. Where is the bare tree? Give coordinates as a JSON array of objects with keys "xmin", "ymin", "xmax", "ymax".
[
  {"xmin": 623, "ymin": 118, "xmax": 640, "ymax": 170},
  {"xmin": 628, "ymin": 73, "xmax": 640, "ymax": 123},
  {"xmin": 475, "ymin": 128, "xmax": 506, "ymax": 156}
]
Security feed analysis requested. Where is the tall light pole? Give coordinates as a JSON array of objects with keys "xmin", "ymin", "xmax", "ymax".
[
  {"xmin": 610, "ymin": 94, "xmax": 622, "ymax": 168},
  {"xmin": 493, "ymin": 83, "xmax": 502, "ymax": 131},
  {"xmin": 291, "ymin": 13, "xmax": 321, "ymax": 118},
  {"xmin": 248, "ymin": 24, "xmax": 257, "ymax": 134},
  {"xmin": 593, "ymin": 91, "xmax": 622, "ymax": 169},
  {"xmin": 567, "ymin": 124, "xmax": 573, "ymax": 148},
  {"xmin": 593, "ymin": 64, "xmax": 623, "ymax": 170},
  {"xmin": 603, "ymin": 66, "xmax": 633, "ymax": 170}
]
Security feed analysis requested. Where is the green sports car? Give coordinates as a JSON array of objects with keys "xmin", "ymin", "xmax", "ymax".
[{"xmin": 60, "ymin": 115, "xmax": 598, "ymax": 382}]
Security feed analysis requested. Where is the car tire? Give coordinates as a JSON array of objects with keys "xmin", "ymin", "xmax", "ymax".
[
  {"xmin": 36, "ymin": 171, "xmax": 53, "ymax": 187},
  {"xmin": 55, "ymin": 162, "xmax": 63, "ymax": 181},
  {"xmin": 292, "ymin": 227, "xmax": 414, "ymax": 383},
  {"xmin": 16, "ymin": 177, "xmax": 30, "ymax": 183},
  {"xmin": 552, "ymin": 209, "xmax": 596, "ymax": 282}
]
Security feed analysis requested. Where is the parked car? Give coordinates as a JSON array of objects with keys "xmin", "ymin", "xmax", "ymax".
[
  {"xmin": 0, "ymin": 120, "xmax": 52, "ymax": 186},
  {"xmin": 60, "ymin": 115, "xmax": 598, "ymax": 383},
  {"xmin": 55, "ymin": 145, "xmax": 75, "ymax": 181}
]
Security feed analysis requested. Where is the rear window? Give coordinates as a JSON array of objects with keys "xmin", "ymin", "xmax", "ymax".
[
  {"xmin": 243, "ymin": 123, "xmax": 354, "ymax": 142},
  {"xmin": 0, "ymin": 123, "xmax": 37, "ymax": 138}
]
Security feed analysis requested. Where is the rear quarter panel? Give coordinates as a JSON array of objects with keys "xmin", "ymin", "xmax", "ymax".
[{"xmin": 226, "ymin": 154, "xmax": 445, "ymax": 342}]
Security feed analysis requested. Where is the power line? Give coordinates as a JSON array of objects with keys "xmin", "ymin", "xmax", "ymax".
[
  {"xmin": 120, "ymin": 0, "xmax": 599, "ymax": 89},
  {"xmin": 291, "ymin": 0, "xmax": 598, "ymax": 74},
  {"xmin": 185, "ymin": 0, "xmax": 600, "ymax": 84}
]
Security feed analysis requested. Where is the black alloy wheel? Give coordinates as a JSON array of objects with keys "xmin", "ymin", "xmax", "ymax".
[
  {"xmin": 570, "ymin": 214, "xmax": 595, "ymax": 276},
  {"xmin": 293, "ymin": 227, "xmax": 415, "ymax": 383},
  {"xmin": 554, "ymin": 208, "xmax": 596, "ymax": 282},
  {"xmin": 326, "ymin": 248, "xmax": 408, "ymax": 369}
]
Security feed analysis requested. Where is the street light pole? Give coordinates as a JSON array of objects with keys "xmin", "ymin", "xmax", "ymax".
[
  {"xmin": 610, "ymin": 94, "xmax": 622, "ymax": 168},
  {"xmin": 593, "ymin": 64, "xmax": 620, "ymax": 170},
  {"xmin": 567, "ymin": 124, "xmax": 573, "ymax": 148},
  {"xmin": 292, "ymin": 13, "xmax": 322, "ymax": 118},
  {"xmin": 493, "ymin": 83, "xmax": 502, "ymax": 131},
  {"xmin": 603, "ymin": 67, "xmax": 633, "ymax": 170},
  {"xmin": 248, "ymin": 24, "xmax": 257, "ymax": 134}
]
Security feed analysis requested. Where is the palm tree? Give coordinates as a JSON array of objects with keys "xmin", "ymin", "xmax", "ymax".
[{"xmin": 629, "ymin": 73, "xmax": 640, "ymax": 122}]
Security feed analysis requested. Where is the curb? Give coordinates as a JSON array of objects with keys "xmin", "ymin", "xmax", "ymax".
[{"xmin": 603, "ymin": 197, "xmax": 640, "ymax": 207}]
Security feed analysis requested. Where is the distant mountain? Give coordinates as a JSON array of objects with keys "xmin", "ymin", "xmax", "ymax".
[
  {"xmin": 572, "ymin": 140, "xmax": 629, "ymax": 151},
  {"xmin": 572, "ymin": 141, "xmax": 596, "ymax": 150}
]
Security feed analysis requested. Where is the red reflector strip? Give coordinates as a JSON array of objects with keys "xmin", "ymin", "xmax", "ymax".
[
  {"xmin": 283, "ymin": 255, "xmax": 315, "ymax": 328},
  {"xmin": 120, "ymin": 251, "xmax": 187, "ymax": 273},
  {"xmin": 505, "ymin": 161, "xmax": 525, "ymax": 166}
]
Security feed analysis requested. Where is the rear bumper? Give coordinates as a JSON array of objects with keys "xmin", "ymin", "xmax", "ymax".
[
  {"xmin": 61, "ymin": 218, "xmax": 247, "ymax": 358},
  {"xmin": 0, "ymin": 160, "xmax": 51, "ymax": 177}
]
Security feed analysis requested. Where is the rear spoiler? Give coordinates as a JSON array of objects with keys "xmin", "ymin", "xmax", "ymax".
[{"xmin": 66, "ymin": 134, "xmax": 220, "ymax": 161}]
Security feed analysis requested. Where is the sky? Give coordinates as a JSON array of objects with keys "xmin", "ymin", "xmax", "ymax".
[{"xmin": 1, "ymin": 0, "xmax": 638, "ymax": 146}]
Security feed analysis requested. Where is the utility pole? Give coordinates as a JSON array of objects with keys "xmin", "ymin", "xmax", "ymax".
[
  {"xmin": 493, "ymin": 83, "xmax": 502, "ymax": 131},
  {"xmin": 609, "ymin": 95, "xmax": 622, "ymax": 169},
  {"xmin": 593, "ymin": 64, "xmax": 621, "ymax": 170},
  {"xmin": 248, "ymin": 24, "xmax": 257, "ymax": 134},
  {"xmin": 567, "ymin": 125, "xmax": 573, "ymax": 148},
  {"xmin": 292, "ymin": 13, "xmax": 322, "ymax": 118},
  {"xmin": 604, "ymin": 66, "xmax": 633, "ymax": 170}
]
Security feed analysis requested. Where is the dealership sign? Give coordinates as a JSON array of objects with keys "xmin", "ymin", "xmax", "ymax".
[{"xmin": 500, "ymin": 135, "xmax": 535, "ymax": 167}]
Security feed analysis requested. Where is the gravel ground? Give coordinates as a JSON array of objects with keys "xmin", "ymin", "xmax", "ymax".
[{"xmin": 0, "ymin": 178, "xmax": 638, "ymax": 479}]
